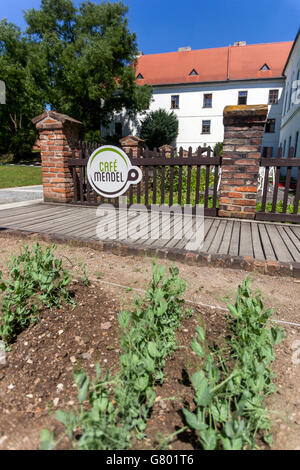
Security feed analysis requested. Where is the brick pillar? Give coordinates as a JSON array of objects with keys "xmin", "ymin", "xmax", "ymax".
[
  {"xmin": 119, "ymin": 135, "xmax": 144, "ymax": 157},
  {"xmin": 32, "ymin": 111, "xmax": 82, "ymax": 203},
  {"xmin": 219, "ymin": 104, "xmax": 268, "ymax": 219},
  {"xmin": 159, "ymin": 144, "xmax": 174, "ymax": 157}
]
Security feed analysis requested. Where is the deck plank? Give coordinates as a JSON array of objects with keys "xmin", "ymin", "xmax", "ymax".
[
  {"xmin": 257, "ymin": 224, "xmax": 276, "ymax": 261},
  {"xmin": 228, "ymin": 221, "xmax": 241, "ymax": 256},
  {"xmin": 203, "ymin": 219, "xmax": 221, "ymax": 252},
  {"xmin": 208, "ymin": 219, "xmax": 227, "ymax": 254},
  {"xmin": 264, "ymin": 224, "xmax": 294, "ymax": 262},
  {"xmin": 239, "ymin": 222, "xmax": 254, "ymax": 257},
  {"xmin": 251, "ymin": 223, "xmax": 265, "ymax": 261},
  {"xmin": 0, "ymin": 203, "xmax": 299, "ymax": 265},
  {"xmin": 218, "ymin": 220, "xmax": 233, "ymax": 255}
]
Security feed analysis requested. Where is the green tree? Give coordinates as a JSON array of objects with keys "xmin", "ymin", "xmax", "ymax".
[
  {"xmin": 140, "ymin": 109, "xmax": 179, "ymax": 150},
  {"xmin": 24, "ymin": 0, "xmax": 152, "ymax": 133},
  {"xmin": 0, "ymin": 20, "xmax": 46, "ymax": 160}
]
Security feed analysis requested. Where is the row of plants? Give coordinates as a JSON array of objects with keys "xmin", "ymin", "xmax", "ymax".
[
  {"xmin": 182, "ymin": 278, "xmax": 284, "ymax": 450},
  {"xmin": 0, "ymin": 243, "xmax": 74, "ymax": 345},
  {"xmin": 0, "ymin": 245, "xmax": 283, "ymax": 450},
  {"xmin": 41, "ymin": 263, "xmax": 188, "ymax": 450},
  {"xmin": 256, "ymin": 199, "xmax": 300, "ymax": 214}
]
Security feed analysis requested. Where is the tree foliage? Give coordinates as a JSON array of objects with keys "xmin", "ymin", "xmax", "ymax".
[
  {"xmin": 25, "ymin": 0, "xmax": 152, "ymax": 131},
  {"xmin": 0, "ymin": 20, "xmax": 46, "ymax": 160},
  {"xmin": 140, "ymin": 108, "xmax": 179, "ymax": 150},
  {"xmin": 0, "ymin": 0, "xmax": 152, "ymax": 159}
]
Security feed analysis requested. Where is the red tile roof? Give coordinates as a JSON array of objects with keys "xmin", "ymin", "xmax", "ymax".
[{"xmin": 135, "ymin": 42, "xmax": 293, "ymax": 86}]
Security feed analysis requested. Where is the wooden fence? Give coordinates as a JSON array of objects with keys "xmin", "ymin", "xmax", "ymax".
[
  {"xmin": 68, "ymin": 143, "xmax": 221, "ymax": 216},
  {"xmin": 68, "ymin": 143, "xmax": 300, "ymax": 223},
  {"xmin": 256, "ymin": 146, "xmax": 300, "ymax": 223}
]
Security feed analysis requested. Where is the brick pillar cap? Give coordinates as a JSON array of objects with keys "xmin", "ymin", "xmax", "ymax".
[
  {"xmin": 32, "ymin": 110, "xmax": 82, "ymax": 129},
  {"xmin": 119, "ymin": 135, "xmax": 144, "ymax": 145},
  {"xmin": 223, "ymin": 104, "xmax": 268, "ymax": 125},
  {"xmin": 159, "ymin": 144, "xmax": 175, "ymax": 151}
]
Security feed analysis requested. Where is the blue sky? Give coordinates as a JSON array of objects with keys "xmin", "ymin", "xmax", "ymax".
[{"xmin": 1, "ymin": 0, "xmax": 299, "ymax": 54}]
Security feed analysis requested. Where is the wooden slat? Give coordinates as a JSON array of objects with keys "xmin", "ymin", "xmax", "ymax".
[
  {"xmin": 203, "ymin": 218, "xmax": 221, "ymax": 252},
  {"xmin": 161, "ymin": 166, "xmax": 165, "ymax": 204},
  {"xmin": 208, "ymin": 219, "xmax": 227, "ymax": 253},
  {"xmin": 260, "ymin": 157, "xmax": 300, "ymax": 166},
  {"xmin": 293, "ymin": 167, "xmax": 300, "ymax": 214},
  {"xmin": 239, "ymin": 222, "xmax": 253, "ymax": 257},
  {"xmin": 178, "ymin": 147, "xmax": 183, "ymax": 205},
  {"xmin": 218, "ymin": 220, "xmax": 233, "ymax": 255},
  {"xmin": 204, "ymin": 146, "xmax": 211, "ymax": 208},
  {"xmin": 257, "ymin": 224, "xmax": 276, "ymax": 261},
  {"xmin": 264, "ymin": 224, "xmax": 293, "ymax": 262},
  {"xmin": 228, "ymin": 220, "xmax": 241, "ymax": 256},
  {"xmin": 153, "ymin": 167, "xmax": 157, "ymax": 205},
  {"xmin": 271, "ymin": 161, "xmax": 281, "ymax": 213},
  {"xmin": 145, "ymin": 166, "xmax": 149, "ymax": 206},
  {"xmin": 251, "ymin": 223, "xmax": 265, "ymax": 261},
  {"xmin": 276, "ymin": 226, "xmax": 300, "ymax": 262},
  {"xmin": 282, "ymin": 147, "xmax": 294, "ymax": 213},
  {"xmin": 261, "ymin": 166, "xmax": 269, "ymax": 212},
  {"xmin": 169, "ymin": 159, "xmax": 174, "ymax": 206}
]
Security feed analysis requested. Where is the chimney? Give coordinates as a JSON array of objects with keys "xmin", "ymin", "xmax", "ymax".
[
  {"xmin": 178, "ymin": 46, "xmax": 191, "ymax": 52},
  {"xmin": 136, "ymin": 51, "xmax": 143, "ymax": 57},
  {"xmin": 233, "ymin": 41, "xmax": 246, "ymax": 46}
]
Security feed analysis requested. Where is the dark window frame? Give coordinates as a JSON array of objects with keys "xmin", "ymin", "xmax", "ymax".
[
  {"xmin": 202, "ymin": 120, "xmax": 211, "ymax": 134},
  {"xmin": 238, "ymin": 91, "xmax": 248, "ymax": 105},
  {"xmin": 203, "ymin": 93, "xmax": 212, "ymax": 108},
  {"xmin": 265, "ymin": 118, "xmax": 276, "ymax": 133},
  {"xmin": 268, "ymin": 89, "xmax": 279, "ymax": 105},
  {"xmin": 171, "ymin": 95, "xmax": 179, "ymax": 109}
]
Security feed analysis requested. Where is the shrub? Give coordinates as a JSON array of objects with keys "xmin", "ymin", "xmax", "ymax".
[{"xmin": 140, "ymin": 109, "xmax": 179, "ymax": 150}]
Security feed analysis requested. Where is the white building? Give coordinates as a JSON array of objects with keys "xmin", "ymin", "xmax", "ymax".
[
  {"xmin": 279, "ymin": 29, "xmax": 300, "ymax": 161},
  {"xmin": 111, "ymin": 40, "xmax": 293, "ymax": 155}
]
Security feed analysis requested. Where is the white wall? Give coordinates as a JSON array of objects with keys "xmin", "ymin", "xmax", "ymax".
[
  {"xmin": 279, "ymin": 34, "xmax": 300, "ymax": 160},
  {"xmin": 108, "ymin": 79, "xmax": 285, "ymax": 154},
  {"xmin": 149, "ymin": 80, "xmax": 284, "ymax": 153}
]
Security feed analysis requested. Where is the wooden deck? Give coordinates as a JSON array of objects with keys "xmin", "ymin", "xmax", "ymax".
[{"xmin": 0, "ymin": 203, "xmax": 300, "ymax": 263}]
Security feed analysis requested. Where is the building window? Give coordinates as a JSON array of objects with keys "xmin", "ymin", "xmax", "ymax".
[
  {"xmin": 265, "ymin": 119, "xmax": 276, "ymax": 133},
  {"xmin": 115, "ymin": 122, "xmax": 122, "ymax": 138},
  {"xmin": 268, "ymin": 89, "xmax": 279, "ymax": 104},
  {"xmin": 202, "ymin": 120, "xmax": 211, "ymax": 134},
  {"xmin": 136, "ymin": 73, "xmax": 144, "ymax": 79},
  {"xmin": 238, "ymin": 91, "xmax": 248, "ymax": 105},
  {"xmin": 171, "ymin": 95, "xmax": 179, "ymax": 109},
  {"xmin": 203, "ymin": 93, "xmax": 212, "ymax": 108}
]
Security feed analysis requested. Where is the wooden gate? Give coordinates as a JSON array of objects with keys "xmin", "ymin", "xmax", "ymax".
[
  {"xmin": 68, "ymin": 143, "xmax": 221, "ymax": 216},
  {"xmin": 256, "ymin": 147, "xmax": 300, "ymax": 223}
]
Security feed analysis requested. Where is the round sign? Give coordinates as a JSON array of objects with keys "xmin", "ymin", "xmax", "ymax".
[{"xmin": 87, "ymin": 145, "xmax": 142, "ymax": 198}]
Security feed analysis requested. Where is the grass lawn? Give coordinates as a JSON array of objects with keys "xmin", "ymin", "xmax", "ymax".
[{"xmin": 0, "ymin": 165, "xmax": 42, "ymax": 189}]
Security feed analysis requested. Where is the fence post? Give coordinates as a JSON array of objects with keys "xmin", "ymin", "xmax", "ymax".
[
  {"xmin": 119, "ymin": 135, "xmax": 144, "ymax": 157},
  {"xmin": 32, "ymin": 111, "xmax": 82, "ymax": 203},
  {"xmin": 219, "ymin": 104, "xmax": 268, "ymax": 219}
]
